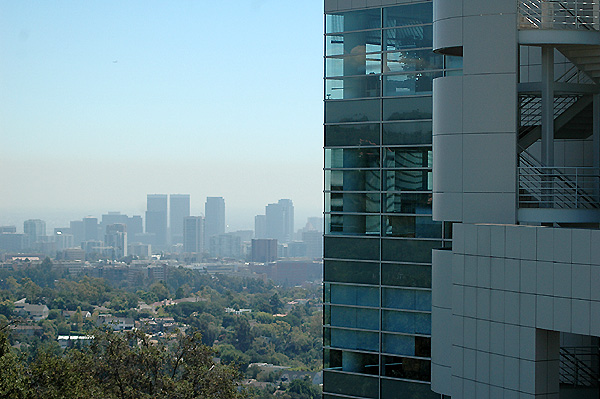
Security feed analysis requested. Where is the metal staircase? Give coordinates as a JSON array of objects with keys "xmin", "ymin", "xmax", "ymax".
[
  {"xmin": 558, "ymin": 45, "xmax": 600, "ymax": 84},
  {"xmin": 560, "ymin": 347, "xmax": 600, "ymax": 387},
  {"xmin": 518, "ymin": 148, "xmax": 600, "ymax": 209}
]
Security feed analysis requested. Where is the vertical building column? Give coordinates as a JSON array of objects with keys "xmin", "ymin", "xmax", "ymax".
[
  {"xmin": 541, "ymin": 46, "xmax": 555, "ymax": 167},
  {"xmin": 593, "ymin": 94, "xmax": 600, "ymax": 200}
]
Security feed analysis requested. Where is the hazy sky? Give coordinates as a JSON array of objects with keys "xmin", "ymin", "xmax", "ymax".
[{"xmin": 0, "ymin": 1, "xmax": 324, "ymax": 232}]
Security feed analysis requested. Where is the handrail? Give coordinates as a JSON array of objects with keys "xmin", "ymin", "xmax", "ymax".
[
  {"xmin": 519, "ymin": 0, "xmax": 600, "ymax": 31},
  {"xmin": 560, "ymin": 346, "xmax": 600, "ymax": 387}
]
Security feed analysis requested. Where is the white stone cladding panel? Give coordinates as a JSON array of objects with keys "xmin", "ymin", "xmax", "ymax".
[{"xmin": 433, "ymin": 223, "xmax": 600, "ymax": 398}]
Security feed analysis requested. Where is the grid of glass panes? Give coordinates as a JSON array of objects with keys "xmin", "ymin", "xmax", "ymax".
[{"xmin": 323, "ymin": 2, "xmax": 450, "ymax": 398}]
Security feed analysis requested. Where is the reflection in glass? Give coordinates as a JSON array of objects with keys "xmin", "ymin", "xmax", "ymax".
[
  {"xmin": 325, "ymin": 350, "xmax": 379, "ymax": 375},
  {"xmin": 326, "ymin": 193, "xmax": 380, "ymax": 213},
  {"xmin": 323, "ymin": 370, "xmax": 379, "ymax": 399},
  {"xmin": 325, "ymin": 148, "xmax": 380, "ymax": 169},
  {"xmin": 381, "ymin": 356, "xmax": 432, "ymax": 381},
  {"xmin": 383, "ymin": 122, "xmax": 432, "ymax": 145},
  {"xmin": 326, "ymin": 8, "xmax": 381, "ymax": 34},
  {"xmin": 328, "ymin": 214, "xmax": 380, "ymax": 235},
  {"xmin": 326, "ymin": 54, "xmax": 381, "ymax": 77},
  {"xmin": 383, "ymin": 25, "xmax": 433, "ymax": 51},
  {"xmin": 383, "ymin": 310, "xmax": 431, "ymax": 335},
  {"xmin": 384, "ymin": 50, "xmax": 443, "ymax": 73},
  {"xmin": 384, "ymin": 3, "xmax": 432, "ymax": 28},
  {"xmin": 326, "ymin": 31, "xmax": 382, "ymax": 57},
  {"xmin": 383, "ymin": 97, "xmax": 432, "ymax": 120},
  {"xmin": 326, "ymin": 75, "xmax": 381, "ymax": 99},
  {"xmin": 325, "ymin": 170, "xmax": 380, "ymax": 192},
  {"xmin": 384, "ymin": 147, "xmax": 432, "ymax": 168},
  {"xmin": 384, "ymin": 215, "xmax": 442, "ymax": 238},
  {"xmin": 325, "ymin": 100, "xmax": 380, "ymax": 123},
  {"xmin": 383, "ymin": 71, "xmax": 441, "ymax": 97},
  {"xmin": 325, "ymin": 124, "xmax": 380, "ymax": 147},
  {"xmin": 382, "ymin": 333, "xmax": 414, "ymax": 356},
  {"xmin": 384, "ymin": 192, "xmax": 432, "ymax": 214},
  {"xmin": 384, "ymin": 170, "xmax": 432, "ymax": 191}
]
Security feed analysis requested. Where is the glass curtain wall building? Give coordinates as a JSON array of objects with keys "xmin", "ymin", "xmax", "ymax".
[{"xmin": 323, "ymin": 1, "xmax": 459, "ymax": 398}]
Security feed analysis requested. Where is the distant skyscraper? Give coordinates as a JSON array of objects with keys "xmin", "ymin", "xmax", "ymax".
[
  {"xmin": 265, "ymin": 199, "xmax": 294, "ymax": 243},
  {"xmin": 70, "ymin": 220, "xmax": 84, "ymax": 247},
  {"xmin": 204, "ymin": 197, "xmax": 225, "ymax": 247},
  {"xmin": 0, "ymin": 226, "xmax": 16, "ymax": 234},
  {"xmin": 83, "ymin": 216, "xmax": 99, "ymax": 241},
  {"xmin": 254, "ymin": 215, "xmax": 267, "ymax": 239},
  {"xmin": 146, "ymin": 194, "xmax": 168, "ymax": 248},
  {"xmin": 23, "ymin": 219, "xmax": 46, "ymax": 247},
  {"xmin": 183, "ymin": 216, "xmax": 204, "ymax": 253},
  {"xmin": 105, "ymin": 223, "xmax": 127, "ymax": 259},
  {"xmin": 170, "ymin": 194, "xmax": 190, "ymax": 244}
]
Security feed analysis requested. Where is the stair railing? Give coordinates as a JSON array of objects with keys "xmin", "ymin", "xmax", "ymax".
[
  {"xmin": 519, "ymin": 0, "xmax": 600, "ymax": 30},
  {"xmin": 560, "ymin": 346, "xmax": 600, "ymax": 387}
]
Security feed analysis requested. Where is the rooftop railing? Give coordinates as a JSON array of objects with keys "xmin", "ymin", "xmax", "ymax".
[{"xmin": 519, "ymin": 0, "xmax": 600, "ymax": 30}]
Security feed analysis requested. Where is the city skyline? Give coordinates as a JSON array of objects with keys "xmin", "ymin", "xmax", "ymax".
[{"xmin": 0, "ymin": 1, "xmax": 324, "ymax": 230}]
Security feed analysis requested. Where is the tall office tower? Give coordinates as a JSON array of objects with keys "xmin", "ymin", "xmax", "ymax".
[
  {"xmin": 429, "ymin": 1, "xmax": 600, "ymax": 398},
  {"xmin": 204, "ymin": 197, "xmax": 225, "ymax": 247},
  {"xmin": 183, "ymin": 216, "xmax": 204, "ymax": 253},
  {"xmin": 83, "ymin": 216, "xmax": 99, "ymax": 241},
  {"xmin": 254, "ymin": 214, "xmax": 267, "ymax": 239},
  {"xmin": 100, "ymin": 212, "xmax": 128, "ymax": 232},
  {"xmin": 146, "ymin": 194, "xmax": 168, "ymax": 249},
  {"xmin": 170, "ymin": 194, "xmax": 190, "ymax": 244},
  {"xmin": 70, "ymin": 220, "xmax": 84, "ymax": 247},
  {"xmin": 127, "ymin": 215, "xmax": 143, "ymax": 238},
  {"xmin": 265, "ymin": 199, "xmax": 294, "ymax": 243},
  {"xmin": 323, "ymin": 1, "xmax": 457, "ymax": 397},
  {"xmin": 23, "ymin": 219, "xmax": 46, "ymax": 247},
  {"xmin": 105, "ymin": 223, "xmax": 127, "ymax": 259}
]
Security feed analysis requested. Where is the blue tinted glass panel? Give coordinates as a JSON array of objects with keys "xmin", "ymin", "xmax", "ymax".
[
  {"xmin": 381, "ymin": 239, "xmax": 440, "ymax": 263},
  {"xmin": 324, "ymin": 236, "xmax": 380, "ymax": 260},
  {"xmin": 384, "ymin": 147, "xmax": 432, "ymax": 167},
  {"xmin": 384, "ymin": 50, "xmax": 442, "ymax": 73},
  {"xmin": 383, "ymin": 71, "xmax": 441, "ymax": 97},
  {"xmin": 325, "ymin": 148, "xmax": 380, "ymax": 169},
  {"xmin": 325, "ymin": 124, "xmax": 380, "ymax": 147},
  {"xmin": 325, "ymin": 170, "xmax": 381, "ymax": 192},
  {"xmin": 326, "ymin": 31, "xmax": 382, "ymax": 57},
  {"xmin": 326, "ymin": 54, "xmax": 381, "ymax": 77},
  {"xmin": 326, "ymin": 8, "xmax": 382, "ymax": 34},
  {"xmin": 384, "ymin": 3, "xmax": 433, "ymax": 28},
  {"xmin": 323, "ymin": 371, "xmax": 379, "ymax": 399},
  {"xmin": 384, "ymin": 193, "xmax": 432, "ymax": 213},
  {"xmin": 382, "ymin": 333, "xmax": 414, "ymax": 356},
  {"xmin": 384, "ymin": 216, "xmax": 442, "ymax": 238},
  {"xmin": 326, "ymin": 75, "xmax": 381, "ymax": 99},
  {"xmin": 382, "ymin": 263, "xmax": 432, "ymax": 288},
  {"xmin": 326, "ymin": 193, "xmax": 381, "ymax": 213},
  {"xmin": 330, "ymin": 306, "xmax": 380, "ymax": 330},
  {"xmin": 330, "ymin": 284, "xmax": 380, "ymax": 307},
  {"xmin": 383, "ymin": 122, "xmax": 432, "ymax": 145},
  {"xmin": 381, "ymin": 378, "xmax": 439, "ymax": 399},
  {"xmin": 383, "ymin": 25, "xmax": 433, "ymax": 51},
  {"xmin": 328, "ymin": 214, "xmax": 380, "ymax": 235},
  {"xmin": 330, "ymin": 328, "xmax": 379, "ymax": 352},
  {"xmin": 325, "ymin": 99, "xmax": 380, "ymax": 123},
  {"xmin": 382, "ymin": 355, "xmax": 431, "ymax": 381},
  {"xmin": 384, "ymin": 170, "xmax": 432, "ymax": 191},
  {"xmin": 383, "ymin": 288, "xmax": 432, "ymax": 311},
  {"xmin": 324, "ymin": 260, "xmax": 380, "ymax": 284},
  {"xmin": 383, "ymin": 97, "xmax": 432, "ymax": 120}
]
